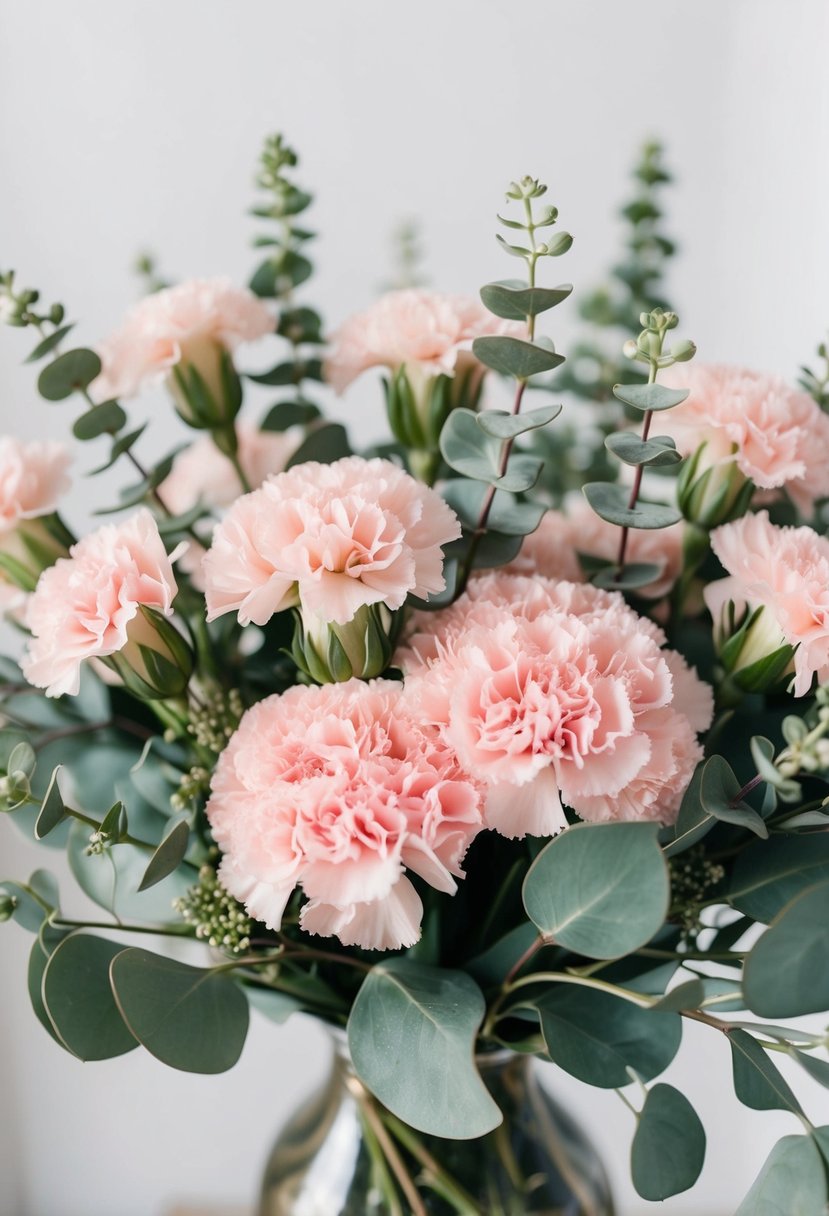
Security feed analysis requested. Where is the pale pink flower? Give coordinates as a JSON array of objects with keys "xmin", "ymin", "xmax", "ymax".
[
  {"xmin": 659, "ymin": 364, "xmax": 829, "ymax": 515},
  {"xmin": 203, "ymin": 456, "xmax": 461, "ymax": 628},
  {"xmin": 0, "ymin": 437, "xmax": 71, "ymax": 533},
  {"xmin": 706, "ymin": 510, "xmax": 829, "ymax": 697},
  {"xmin": 325, "ymin": 289, "xmax": 524, "ymax": 394},
  {"xmin": 21, "ymin": 509, "xmax": 180, "ymax": 697},
  {"xmin": 161, "ymin": 424, "xmax": 299, "ymax": 516},
  {"xmin": 510, "ymin": 501, "xmax": 684, "ymax": 599},
  {"xmin": 91, "ymin": 278, "xmax": 274, "ymax": 402},
  {"xmin": 399, "ymin": 572, "xmax": 711, "ymax": 834},
  {"xmin": 206, "ymin": 679, "xmax": 484, "ymax": 950}
]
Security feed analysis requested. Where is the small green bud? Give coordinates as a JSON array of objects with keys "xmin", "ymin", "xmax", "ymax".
[
  {"xmin": 670, "ymin": 339, "xmax": 697, "ymax": 363},
  {"xmin": 0, "ymin": 893, "xmax": 16, "ymax": 922},
  {"xmin": 622, "ymin": 339, "xmax": 640, "ymax": 360}
]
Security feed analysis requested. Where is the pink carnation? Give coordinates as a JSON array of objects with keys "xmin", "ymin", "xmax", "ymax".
[
  {"xmin": 510, "ymin": 501, "xmax": 684, "ymax": 600},
  {"xmin": 659, "ymin": 364, "xmax": 829, "ymax": 515},
  {"xmin": 203, "ymin": 456, "xmax": 461, "ymax": 627},
  {"xmin": 161, "ymin": 424, "xmax": 299, "ymax": 515},
  {"xmin": 399, "ymin": 572, "xmax": 712, "ymax": 835},
  {"xmin": 21, "ymin": 508, "xmax": 180, "ymax": 697},
  {"xmin": 706, "ymin": 510, "xmax": 829, "ymax": 697},
  {"xmin": 92, "ymin": 278, "xmax": 274, "ymax": 401},
  {"xmin": 325, "ymin": 289, "xmax": 523, "ymax": 394},
  {"xmin": 206, "ymin": 679, "xmax": 484, "ymax": 950},
  {"xmin": 0, "ymin": 437, "xmax": 71, "ymax": 533}
]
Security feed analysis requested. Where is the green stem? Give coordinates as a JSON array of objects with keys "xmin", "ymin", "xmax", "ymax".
[
  {"xmin": 615, "ymin": 361, "xmax": 656, "ymax": 576},
  {"xmin": 382, "ymin": 1110, "xmax": 482, "ymax": 1215},
  {"xmin": 51, "ymin": 916, "xmax": 193, "ymax": 937},
  {"xmin": 227, "ymin": 448, "xmax": 253, "ymax": 495}
]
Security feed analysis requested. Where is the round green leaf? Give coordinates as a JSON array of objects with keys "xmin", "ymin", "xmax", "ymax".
[
  {"xmin": 605, "ymin": 432, "xmax": 682, "ymax": 467},
  {"xmin": 743, "ymin": 880, "xmax": 829, "ymax": 1018},
  {"xmin": 613, "ymin": 383, "xmax": 689, "ymax": 412},
  {"xmin": 583, "ymin": 482, "xmax": 682, "ymax": 530},
  {"xmin": 72, "ymin": 401, "xmax": 127, "ymax": 441},
  {"xmin": 479, "ymin": 280, "xmax": 573, "ymax": 320},
  {"xmin": 476, "ymin": 403, "xmax": 562, "ymax": 439},
  {"xmin": 471, "ymin": 335, "xmax": 565, "ymax": 379},
  {"xmin": 442, "ymin": 479, "xmax": 546, "ymax": 536},
  {"xmin": 286, "ymin": 423, "xmax": 351, "ymax": 468},
  {"xmin": 729, "ymin": 835, "xmax": 829, "ymax": 923},
  {"xmin": 110, "ymin": 947, "xmax": 249, "ymax": 1074},
  {"xmin": 37, "ymin": 349, "xmax": 102, "ymax": 401},
  {"xmin": 261, "ymin": 400, "xmax": 321, "ymax": 431},
  {"xmin": 42, "ymin": 934, "xmax": 138, "ymax": 1060},
  {"xmin": 735, "ymin": 1135, "xmax": 827, "ymax": 1216},
  {"xmin": 534, "ymin": 986, "xmax": 681, "ymax": 1087},
  {"xmin": 522, "ymin": 822, "xmax": 670, "ymax": 959},
  {"xmin": 347, "ymin": 958, "xmax": 501, "ymax": 1140},
  {"xmin": 631, "ymin": 1085, "xmax": 706, "ymax": 1201},
  {"xmin": 440, "ymin": 409, "xmax": 500, "ymax": 480},
  {"xmin": 592, "ymin": 561, "xmax": 664, "ymax": 591}
]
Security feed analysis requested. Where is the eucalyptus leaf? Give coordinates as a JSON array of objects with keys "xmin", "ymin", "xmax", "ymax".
[
  {"xmin": 613, "ymin": 383, "xmax": 689, "ymax": 413},
  {"xmin": 347, "ymin": 958, "xmax": 501, "ymax": 1139},
  {"xmin": 522, "ymin": 822, "xmax": 669, "ymax": 959},
  {"xmin": 440, "ymin": 409, "xmax": 500, "ymax": 480},
  {"xmin": 72, "ymin": 401, "xmax": 127, "ymax": 441},
  {"xmin": 730, "ymin": 1028, "xmax": 804, "ymax": 1114},
  {"xmin": 700, "ymin": 755, "xmax": 768, "ymax": 838},
  {"xmin": 37, "ymin": 349, "xmax": 102, "ymax": 401},
  {"xmin": 605, "ymin": 432, "xmax": 682, "ymax": 467},
  {"xmin": 583, "ymin": 482, "xmax": 682, "ymax": 530},
  {"xmin": 110, "ymin": 947, "xmax": 249, "ymax": 1073},
  {"xmin": 286, "ymin": 423, "xmax": 351, "ymax": 468},
  {"xmin": 34, "ymin": 768, "xmax": 67, "ymax": 840},
  {"xmin": 137, "ymin": 819, "xmax": 190, "ymax": 892},
  {"xmin": 472, "ymin": 335, "xmax": 565, "ymax": 379},
  {"xmin": 42, "ymin": 935, "xmax": 138, "ymax": 1060},
  {"xmin": 794, "ymin": 1051, "xmax": 829, "ymax": 1088},
  {"xmin": 592, "ymin": 561, "xmax": 664, "ymax": 591},
  {"xmin": 533, "ymin": 986, "xmax": 681, "ymax": 1087},
  {"xmin": 735, "ymin": 1135, "xmax": 827, "ymax": 1216},
  {"xmin": 479, "ymin": 280, "xmax": 573, "ymax": 320},
  {"xmin": 743, "ymin": 880, "xmax": 829, "ymax": 1017},
  {"xmin": 631, "ymin": 1085, "xmax": 706, "ymax": 1201},
  {"xmin": 476, "ymin": 403, "xmax": 562, "ymax": 439},
  {"xmin": 245, "ymin": 985, "xmax": 302, "ymax": 1026},
  {"xmin": 25, "ymin": 324, "xmax": 75, "ymax": 362},
  {"xmin": 261, "ymin": 400, "xmax": 321, "ymax": 431},
  {"xmin": 729, "ymin": 835, "xmax": 829, "ymax": 922},
  {"xmin": 442, "ymin": 479, "xmax": 546, "ymax": 536}
]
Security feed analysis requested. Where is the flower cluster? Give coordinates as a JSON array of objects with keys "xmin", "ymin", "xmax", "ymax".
[
  {"xmin": 206, "ymin": 679, "xmax": 484, "ymax": 950},
  {"xmin": 400, "ymin": 573, "xmax": 712, "ymax": 837}
]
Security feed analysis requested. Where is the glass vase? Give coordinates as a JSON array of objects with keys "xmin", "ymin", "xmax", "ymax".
[{"xmin": 258, "ymin": 1036, "xmax": 614, "ymax": 1216}]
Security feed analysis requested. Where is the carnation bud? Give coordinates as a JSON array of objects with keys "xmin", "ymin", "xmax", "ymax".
[
  {"xmin": 385, "ymin": 362, "xmax": 483, "ymax": 485},
  {"xmin": 0, "ymin": 514, "xmax": 73, "ymax": 594},
  {"xmin": 677, "ymin": 441, "xmax": 754, "ymax": 529},
  {"xmin": 290, "ymin": 603, "xmax": 401, "ymax": 685},
  {"xmin": 713, "ymin": 600, "xmax": 795, "ymax": 695},
  {"xmin": 168, "ymin": 337, "xmax": 243, "ymax": 433},
  {"xmin": 100, "ymin": 606, "xmax": 194, "ymax": 700}
]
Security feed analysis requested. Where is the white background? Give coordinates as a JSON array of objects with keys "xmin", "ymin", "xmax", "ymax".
[{"xmin": 1, "ymin": 1, "xmax": 829, "ymax": 1213}]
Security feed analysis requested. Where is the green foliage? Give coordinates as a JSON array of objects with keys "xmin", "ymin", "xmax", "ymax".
[
  {"xmin": 41, "ymin": 934, "xmax": 138, "ymax": 1060},
  {"xmin": 631, "ymin": 1085, "xmax": 706, "ymax": 1201},
  {"xmin": 72, "ymin": 400, "xmax": 127, "ymax": 440},
  {"xmin": 286, "ymin": 423, "xmax": 352, "ymax": 468},
  {"xmin": 471, "ymin": 335, "xmax": 564, "ymax": 379},
  {"xmin": 583, "ymin": 481, "xmax": 682, "ymax": 530},
  {"xmin": 532, "ymin": 986, "xmax": 681, "ymax": 1087},
  {"xmin": 729, "ymin": 1028, "xmax": 804, "ymax": 1115},
  {"xmin": 729, "ymin": 835, "xmax": 829, "ymax": 922},
  {"xmin": 743, "ymin": 881, "xmax": 829, "ymax": 1017},
  {"xmin": 110, "ymin": 947, "xmax": 250, "ymax": 1073},
  {"xmin": 37, "ymin": 348, "xmax": 101, "ymax": 400},
  {"xmin": 522, "ymin": 822, "xmax": 669, "ymax": 958},
  {"xmin": 348, "ymin": 958, "xmax": 501, "ymax": 1139},
  {"xmin": 137, "ymin": 819, "xmax": 190, "ymax": 892},
  {"xmin": 735, "ymin": 1134, "xmax": 828, "ymax": 1215}
]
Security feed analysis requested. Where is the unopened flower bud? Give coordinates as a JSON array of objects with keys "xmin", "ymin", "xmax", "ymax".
[
  {"xmin": 713, "ymin": 600, "xmax": 795, "ymax": 695},
  {"xmin": 102, "ymin": 606, "xmax": 195, "ymax": 701},
  {"xmin": 291, "ymin": 603, "xmax": 401, "ymax": 685},
  {"xmin": 670, "ymin": 339, "xmax": 697, "ymax": 364},
  {"xmin": 168, "ymin": 338, "xmax": 243, "ymax": 433},
  {"xmin": 0, "ymin": 893, "xmax": 16, "ymax": 922},
  {"xmin": 677, "ymin": 441, "xmax": 754, "ymax": 529}
]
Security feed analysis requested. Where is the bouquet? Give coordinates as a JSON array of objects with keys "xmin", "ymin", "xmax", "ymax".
[{"xmin": 3, "ymin": 132, "xmax": 829, "ymax": 1215}]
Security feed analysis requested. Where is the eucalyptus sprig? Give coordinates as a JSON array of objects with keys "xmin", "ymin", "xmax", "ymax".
[
  {"xmin": 246, "ymin": 132, "xmax": 325, "ymax": 435},
  {"xmin": 0, "ymin": 272, "xmax": 203, "ymax": 538},
  {"xmin": 435, "ymin": 175, "xmax": 573, "ymax": 594},
  {"xmin": 583, "ymin": 307, "xmax": 695, "ymax": 591},
  {"xmin": 799, "ymin": 336, "xmax": 829, "ymax": 412}
]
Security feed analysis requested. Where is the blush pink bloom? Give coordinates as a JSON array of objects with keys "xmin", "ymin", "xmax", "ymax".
[
  {"xmin": 206, "ymin": 679, "xmax": 484, "ymax": 950},
  {"xmin": 706, "ymin": 510, "xmax": 829, "ymax": 697},
  {"xmin": 510, "ymin": 501, "xmax": 684, "ymax": 600},
  {"xmin": 325, "ymin": 289, "xmax": 524, "ymax": 394},
  {"xmin": 399, "ymin": 572, "xmax": 712, "ymax": 835},
  {"xmin": 21, "ymin": 508, "xmax": 180, "ymax": 697},
  {"xmin": 161, "ymin": 423, "xmax": 299, "ymax": 517},
  {"xmin": 0, "ymin": 437, "xmax": 71, "ymax": 533},
  {"xmin": 203, "ymin": 455, "xmax": 461, "ymax": 627},
  {"xmin": 659, "ymin": 363, "xmax": 829, "ymax": 515},
  {"xmin": 91, "ymin": 278, "xmax": 274, "ymax": 402}
]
